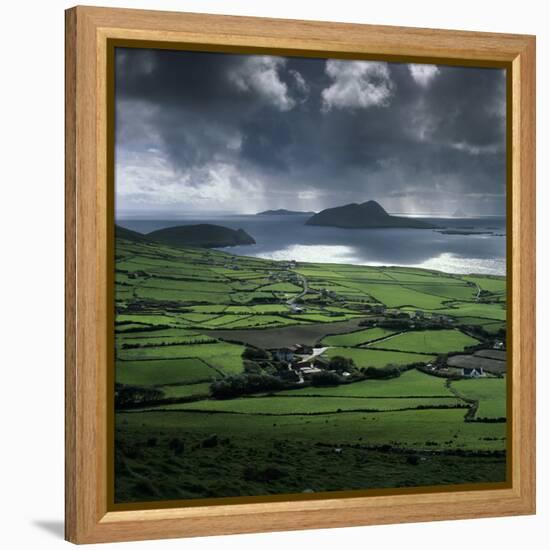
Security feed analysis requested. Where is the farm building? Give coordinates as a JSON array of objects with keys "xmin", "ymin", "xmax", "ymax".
[
  {"xmin": 298, "ymin": 365, "xmax": 322, "ymax": 375},
  {"xmin": 271, "ymin": 346, "xmax": 298, "ymax": 362},
  {"xmin": 270, "ymin": 344, "xmax": 315, "ymax": 363},
  {"xmin": 293, "ymin": 344, "xmax": 313, "ymax": 355},
  {"xmin": 432, "ymin": 314, "xmax": 454, "ymax": 325},
  {"xmin": 295, "ymin": 354, "xmax": 329, "ymax": 372},
  {"xmin": 462, "ymin": 367, "xmax": 484, "ymax": 378}
]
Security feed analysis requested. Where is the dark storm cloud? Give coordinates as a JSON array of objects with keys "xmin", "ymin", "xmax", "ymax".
[{"xmin": 115, "ymin": 48, "xmax": 506, "ymax": 215}]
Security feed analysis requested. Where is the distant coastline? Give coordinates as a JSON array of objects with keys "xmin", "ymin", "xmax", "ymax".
[
  {"xmin": 256, "ymin": 209, "xmax": 315, "ymax": 216},
  {"xmin": 116, "ymin": 214, "xmax": 506, "ymax": 276}
]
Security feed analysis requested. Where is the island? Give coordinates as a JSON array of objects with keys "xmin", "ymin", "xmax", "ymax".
[
  {"xmin": 256, "ymin": 209, "xmax": 315, "ymax": 216},
  {"xmin": 115, "ymin": 223, "xmax": 256, "ymax": 248},
  {"xmin": 305, "ymin": 200, "xmax": 437, "ymax": 229},
  {"xmin": 436, "ymin": 229, "xmax": 494, "ymax": 236},
  {"xmin": 115, "ymin": 224, "xmax": 152, "ymax": 243}
]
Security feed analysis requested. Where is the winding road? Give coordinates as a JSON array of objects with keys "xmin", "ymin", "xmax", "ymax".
[{"xmin": 285, "ymin": 272, "xmax": 311, "ymax": 305}]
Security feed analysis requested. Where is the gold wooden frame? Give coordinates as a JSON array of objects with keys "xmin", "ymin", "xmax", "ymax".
[{"xmin": 65, "ymin": 5, "xmax": 536, "ymax": 544}]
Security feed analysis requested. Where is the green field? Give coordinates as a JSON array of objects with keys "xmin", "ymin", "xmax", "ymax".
[
  {"xmin": 217, "ymin": 315, "xmax": 303, "ymax": 329},
  {"xmin": 119, "ymin": 342, "xmax": 244, "ymax": 372},
  {"xmin": 119, "ymin": 408, "xmax": 505, "ymax": 451},
  {"xmin": 404, "ymin": 283, "xmax": 477, "ymax": 301},
  {"xmin": 357, "ymin": 283, "xmax": 450, "ymax": 309},
  {"xmin": 325, "ymin": 347, "xmax": 434, "ymax": 368},
  {"xmin": 438, "ymin": 302, "xmax": 506, "ymax": 321},
  {"xmin": 452, "ymin": 378, "xmax": 507, "ymax": 419},
  {"xmin": 463, "ymin": 275, "xmax": 506, "ymax": 294},
  {"xmin": 146, "ymin": 395, "xmax": 463, "ymax": 414},
  {"xmin": 278, "ymin": 369, "xmax": 453, "ymax": 398},
  {"xmin": 116, "ymin": 358, "xmax": 219, "ymax": 385},
  {"xmin": 114, "ymin": 233, "xmax": 507, "ymax": 503},
  {"xmin": 369, "ymin": 329, "xmax": 479, "ymax": 354},
  {"xmin": 321, "ymin": 327, "xmax": 396, "ymax": 346}
]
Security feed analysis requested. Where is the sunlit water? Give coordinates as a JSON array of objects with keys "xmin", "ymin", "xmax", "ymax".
[{"xmin": 118, "ymin": 214, "xmax": 506, "ymax": 276}]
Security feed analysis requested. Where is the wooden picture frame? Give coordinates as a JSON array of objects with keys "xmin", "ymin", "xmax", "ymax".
[{"xmin": 65, "ymin": 5, "xmax": 536, "ymax": 544}]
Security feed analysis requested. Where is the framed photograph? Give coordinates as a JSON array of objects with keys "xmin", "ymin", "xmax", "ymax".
[{"xmin": 65, "ymin": 6, "xmax": 536, "ymax": 544}]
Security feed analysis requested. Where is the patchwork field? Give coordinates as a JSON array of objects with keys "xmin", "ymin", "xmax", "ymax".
[
  {"xmin": 321, "ymin": 327, "xmax": 396, "ymax": 346},
  {"xmin": 278, "ymin": 369, "xmax": 454, "ymax": 398},
  {"xmin": 142, "ymin": 395, "xmax": 464, "ymax": 414},
  {"xmin": 448, "ymin": 353, "xmax": 507, "ymax": 375},
  {"xmin": 368, "ymin": 329, "xmax": 479, "ymax": 354},
  {"xmin": 119, "ymin": 407, "xmax": 504, "ymax": 450},
  {"xmin": 116, "ymin": 358, "xmax": 220, "ymax": 386},
  {"xmin": 325, "ymin": 347, "xmax": 435, "ymax": 367},
  {"xmin": 114, "ymin": 233, "xmax": 507, "ymax": 503},
  {"xmin": 452, "ymin": 378, "xmax": 507, "ymax": 419}
]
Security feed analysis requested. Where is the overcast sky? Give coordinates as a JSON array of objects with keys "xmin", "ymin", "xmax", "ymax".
[{"xmin": 115, "ymin": 48, "xmax": 506, "ymax": 217}]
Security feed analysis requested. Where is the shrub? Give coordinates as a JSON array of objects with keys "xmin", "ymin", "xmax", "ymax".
[
  {"xmin": 242, "ymin": 346, "xmax": 269, "ymax": 361},
  {"xmin": 362, "ymin": 366, "xmax": 401, "ymax": 380},
  {"xmin": 168, "ymin": 438, "xmax": 185, "ymax": 455},
  {"xmin": 201, "ymin": 434, "xmax": 219, "ymax": 448},
  {"xmin": 310, "ymin": 370, "xmax": 342, "ymax": 386},
  {"xmin": 243, "ymin": 465, "xmax": 286, "ymax": 482},
  {"xmin": 210, "ymin": 373, "xmax": 284, "ymax": 399},
  {"xmin": 243, "ymin": 360, "xmax": 262, "ymax": 374},
  {"xmin": 115, "ymin": 384, "xmax": 165, "ymax": 408},
  {"xmin": 327, "ymin": 355, "xmax": 355, "ymax": 372}
]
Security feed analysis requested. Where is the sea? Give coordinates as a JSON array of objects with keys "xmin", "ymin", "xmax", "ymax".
[{"xmin": 116, "ymin": 214, "xmax": 506, "ymax": 276}]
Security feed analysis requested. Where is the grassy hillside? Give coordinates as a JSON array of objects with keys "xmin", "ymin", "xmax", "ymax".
[{"xmin": 114, "ymin": 233, "xmax": 507, "ymax": 503}]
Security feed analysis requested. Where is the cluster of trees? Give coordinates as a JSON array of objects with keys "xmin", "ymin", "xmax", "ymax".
[
  {"xmin": 307, "ymin": 356, "xmax": 360, "ymax": 385},
  {"xmin": 242, "ymin": 347, "xmax": 270, "ymax": 361},
  {"xmin": 469, "ymin": 417, "xmax": 506, "ymax": 423},
  {"xmin": 457, "ymin": 323, "xmax": 506, "ymax": 343},
  {"xmin": 115, "ymin": 384, "xmax": 165, "ymax": 408},
  {"xmin": 326, "ymin": 356, "xmax": 355, "ymax": 372},
  {"xmin": 309, "ymin": 357, "xmax": 409, "ymax": 385},
  {"xmin": 236, "ymin": 348, "xmax": 417, "ymax": 390},
  {"xmin": 360, "ymin": 366, "xmax": 402, "ymax": 379},
  {"xmin": 120, "ymin": 338, "xmax": 214, "ymax": 349},
  {"xmin": 210, "ymin": 372, "xmax": 284, "ymax": 399},
  {"xmin": 232, "ymin": 348, "xmax": 432, "ymax": 393},
  {"xmin": 310, "ymin": 370, "xmax": 342, "ymax": 386},
  {"xmin": 115, "ymin": 323, "xmax": 172, "ymax": 334},
  {"xmin": 242, "ymin": 346, "xmax": 303, "ymax": 380}
]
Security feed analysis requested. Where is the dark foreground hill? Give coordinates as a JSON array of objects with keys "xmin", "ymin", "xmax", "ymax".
[
  {"xmin": 257, "ymin": 209, "xmax": 315, "ymax": 216},
  {"xmin": 306, "ymin": 200, "xmax": 437, "ymax": 229},
  {"xmin": 146, "ymin": 224, "xmax": 256, "ymax": 248}
]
